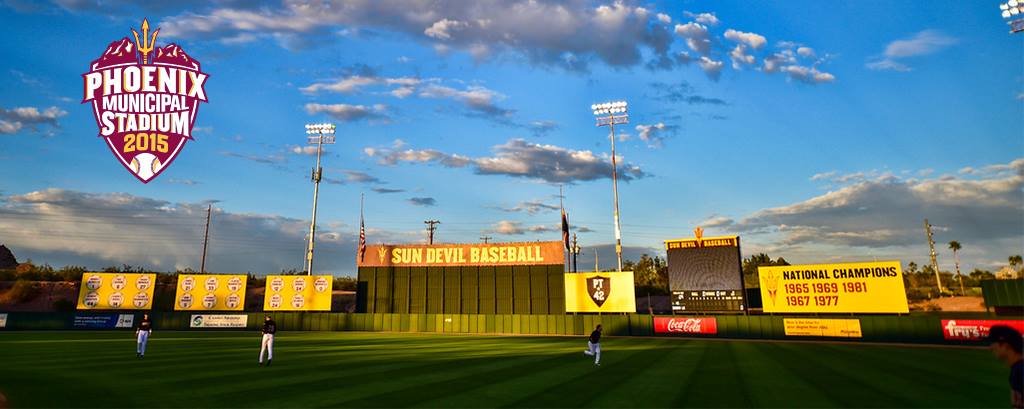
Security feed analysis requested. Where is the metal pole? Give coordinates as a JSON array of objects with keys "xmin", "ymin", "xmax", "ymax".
[
  {"xmin": 609, "ymin": 116, "xmax": 623, "ymax": 272},
  {"xmin": 306, "ymin": 131, "xmax": 324, "ymax": 276},
  {"xmin": 200, "ymin": 204, "xmax": 211, "ymax": 274}
]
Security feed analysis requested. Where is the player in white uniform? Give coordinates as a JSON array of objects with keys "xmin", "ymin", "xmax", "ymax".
[
  {"xmin": 583, "ymin": 324, "xmax": 602, "ymax": 366},
  {"xmin": 136, "ymin": 313, "xmax": 152, "ymax": 358},
  {"xmin": 259, "ymin": 315, "xmax": 277, "ymax": 366}
]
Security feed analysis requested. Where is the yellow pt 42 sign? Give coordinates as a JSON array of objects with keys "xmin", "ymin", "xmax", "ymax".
[
  {"xmin": 758, "ymin": 261, "xmax": 908, "ymax": 313},
  {"xmin": 564, "ymin": 271, "xmax": 637, "ymax": 313}
]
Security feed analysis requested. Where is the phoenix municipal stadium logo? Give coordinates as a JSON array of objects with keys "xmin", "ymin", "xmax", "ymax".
[{"xmin": 82, "ymin": 18, "xmax": 209, "ymax": 183}]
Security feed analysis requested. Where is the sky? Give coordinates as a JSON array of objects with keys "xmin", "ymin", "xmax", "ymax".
[{"xmin": 0, "ymin": 0, "xmax": 1021, "ymax": 277}]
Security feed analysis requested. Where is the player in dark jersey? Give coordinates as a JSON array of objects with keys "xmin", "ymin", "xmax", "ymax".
[
  {"xmin": 988, "ymin": 325, "xmax": 1023, "ymax": 409},
  {"xmin": 136, "ymin": 313, "xmax": 152, "ymax": 358},
  {"xmin": 583, "ymin": 324, "xmax": 602, "ymax": 366},
  {"xmin": 259, "ymin": 315, "xmax": 277, "ymax": 366}
]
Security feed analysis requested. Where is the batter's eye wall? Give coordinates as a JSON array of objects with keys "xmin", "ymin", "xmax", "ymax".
[{"xmin": 356, "ymin": 265, "xmax": 566, "ymax": 315}]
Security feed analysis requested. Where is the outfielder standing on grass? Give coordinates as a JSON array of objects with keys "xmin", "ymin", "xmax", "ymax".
[
  {"xmin": 583, "ymin": 324, "xmax": 602, "ymax": 366},
  {"xmin": 136, "ymin": 313, "xmax": 152, "ymax": 359},
  {"xmin": 259, "ymin": 315, "xmax": 277, "ymax": 366}
]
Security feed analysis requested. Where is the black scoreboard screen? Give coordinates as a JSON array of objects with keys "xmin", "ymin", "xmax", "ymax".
[{"xmin": 665, "ymin": 235, "xmax": 745, "ymax": 312}]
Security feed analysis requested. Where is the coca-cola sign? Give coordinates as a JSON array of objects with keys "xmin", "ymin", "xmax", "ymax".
[{"xmin": 654, "ymin": 317, "xmax": 718, "ymax": 335}]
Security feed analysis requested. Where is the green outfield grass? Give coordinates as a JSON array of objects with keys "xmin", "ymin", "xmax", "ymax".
[{"xmin": 0, "ymin": 331, "xmax": 1007, "ymax": 408}]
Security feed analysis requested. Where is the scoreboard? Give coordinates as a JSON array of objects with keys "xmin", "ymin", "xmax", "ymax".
[{"xmin": 665, "ymin": 233, "xmax": 745, "ymax": 312}]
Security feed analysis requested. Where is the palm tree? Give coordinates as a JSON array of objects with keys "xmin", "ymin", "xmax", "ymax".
[
  {"xmin": 949, "ymin": 241, "xmax": 964, "ymax": 296},
  {"xmin": 1011, "ymin": 255, "xmax": 1023, "ymax": 279}
]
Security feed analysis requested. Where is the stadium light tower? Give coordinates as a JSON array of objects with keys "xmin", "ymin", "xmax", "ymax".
[
  {"xmin": 1001, "ymin": 1, "xmax": 1024, "ymax": 33},
  {"xmin": 304, "ymin": 122, "xmax": 336, "ymax": 276},
  {"xmin": 591, "ymin": 101, "xmax": 628, "ymax": 272}
]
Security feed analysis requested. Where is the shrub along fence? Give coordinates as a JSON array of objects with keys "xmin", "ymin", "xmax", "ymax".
[{"xmin": 0, "ymin": 311, "xmax": 1009, "ymax": 346}]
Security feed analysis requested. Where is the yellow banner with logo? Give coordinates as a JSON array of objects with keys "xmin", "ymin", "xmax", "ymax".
[
  {"xmin": 174, "ymin": 274, "xmax": 247, "ymax": 311},
  {"xmin": 784, "ymin": 318, "xmax": 863, "ymax": 338},
  {"xmin": 263, "ymin": 275, "xmax": 333, "ymax": 311},
  {"xmin": 564, "ymin": 271, "xmax": 637, "ymax": 313},
  {"xmin": 77, "ymin": 272, "xmax": 156, "ymax": 310},
  {"xmin": 758, "ymin": 261, "xmax": 908, "ymax": 313}
]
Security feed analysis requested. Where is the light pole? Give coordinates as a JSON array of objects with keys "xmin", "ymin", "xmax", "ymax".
[
  {"xmin": 304, "ymin": 122, "xmax": 336, "ymax": 276},
  {"xmin": 591, "ymin": 101, "xmax": 628, "ymax": 272},
  {"xmin": 570, "ymin": 233, "xmax": 582, "ymax": 273},
  {"xmin": 1000, "ymin": 1, "xmax": 1024, "ymax": 33}
]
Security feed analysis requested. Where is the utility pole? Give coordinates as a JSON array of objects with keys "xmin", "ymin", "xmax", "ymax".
[
  {"xmin": 425, "ymin": 220, "xmax": 440, "ymax": 245},
  {"xmin": 924, "ymin": 219, "xmax": 945, "ymax": 295},
  {"xmin": 480, "ymin": 236, "xmax": 492, "ymax": 244},
  {"xmin": 594, "ymin": 247, "xmax": 599, "ymax": 272},
  {"xmin": 200, "ymin": 204, "xmax": 211, "ymax": 274},
  {"xmin": 304, "ymin": 123, "xmax": 336, "ymax": 275}
]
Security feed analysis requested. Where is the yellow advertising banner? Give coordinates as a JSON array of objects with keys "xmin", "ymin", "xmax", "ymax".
[
  {"xmin": 262, "ymin": 275, "xmax": 333, "ymax": 311},
  {"xmin": 564, "ymin": 271, "xmax": 637, "ymax": 313},
  {"xmin": 77, "ymin": 272, "xmax": 156, "ymax": 310},
  {"xmin": 174, "ymin": 274, "xmax": 247, "ymax": 311},
  {"xmin": 358, "ymin": 241, "xmax": 565, "ymax": 267},
  {"xmin": 758, "ymin": 261, "xmax": 908, "ymax": 313},
  {"xmin": 784, "ymin": 318, "xmax": 863, "ymax": 338}
]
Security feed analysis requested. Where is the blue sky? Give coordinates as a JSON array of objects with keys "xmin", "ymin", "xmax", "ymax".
[{"xmin": 0, "ymin": 0, "xmax": 1021, "ymax": 276}]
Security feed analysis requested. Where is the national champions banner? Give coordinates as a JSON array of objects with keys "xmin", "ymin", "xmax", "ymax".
[
  {"xmin": 77, "ymin": 273, "xmax": 156, "ymax": 310},
  {"xmin": 263, "ymin": 275, "xmax": 333, "ymax": 311},
  {"xmin": 758, "ymin": 261, "xmax": 908, "ymax": 314},
  {"xmin": 174, "ymin": 274, "xmax": 247, "ymax": 311},
  {"xmin": 564, "ymin": 271, "xmax": 637, "ymax": 313}
]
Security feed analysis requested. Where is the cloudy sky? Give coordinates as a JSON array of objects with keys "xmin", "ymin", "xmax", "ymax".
[{"xmin": 0, "ymin": 0, "xmax": 1021, "ymax": 276}]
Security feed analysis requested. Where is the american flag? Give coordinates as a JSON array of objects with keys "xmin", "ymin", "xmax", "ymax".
[
  {"xmin": 358, "ymin": 218, "xmax": 366, "ymax": 261},
  {"xmin": 561, "ymin": 208, "xmax": 570, "ymax": 251}
]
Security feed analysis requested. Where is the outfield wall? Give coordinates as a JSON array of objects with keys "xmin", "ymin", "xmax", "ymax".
[{"xmin": 0, "ymin": 311, "xmax": 1009, "ymax": 346}]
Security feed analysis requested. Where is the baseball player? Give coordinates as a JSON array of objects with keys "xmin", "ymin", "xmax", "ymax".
[
  {"xmin": 259, "ymin": 315, "xmax": 277, "ymax": 366},
  {"xmin": 583, "ymin": 324, "xmax": 602, "ymax": 366},
  {"xmin": 136, "ymin": 313, "xmax": 152, "ymax": 358}
]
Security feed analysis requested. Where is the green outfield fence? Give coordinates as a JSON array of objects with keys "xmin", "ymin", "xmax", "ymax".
[{"xmin": 0, "ymin": 311, "xmax": 1006, "ymax": 346}]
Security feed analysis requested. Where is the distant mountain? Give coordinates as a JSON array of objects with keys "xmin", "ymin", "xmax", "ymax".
[
  {"xmin": 0, "ymin": 244, "xmax": 18, "ymax": 270},
  {"xmin": 90, "ymin": 37, "xmax": 137, "ymax": 70},
  {"xmin": 154, "ymin": 43, "xmax": 200, "ymax": 70}
]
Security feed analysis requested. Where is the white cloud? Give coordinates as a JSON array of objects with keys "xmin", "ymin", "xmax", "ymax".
[
  {"xmin": 724, "ymin": 29, "xmax": 766, "ymax": 49},
  {"xmin": 656, "ymin": 13, "xmax": 671, "ymax": 24},
  {"xmin": 634, "ymin": 122, "xmax": 677, "ymax": 148},
  {"xmin": 729, "ymin": 44, "xmax": 755, "ymax": 69},
  {"xmin": 866, "ymin": 30, "xmax": 957, "ymax": 72},
  {"xmin": 304, "ymin": 103, "xmax": 389, "ymax": 122},
  {"xmin": 674, "ymin": 22, "xmax": 711, "ymax": 56},
  {"xmin": 684, "ymin": 11, "xmax": 719, "ymax": 26},
  {"xmin": 698, "ymin": 56, "xmax": 724, "ymax": 80},
  {"xmin": 365, "ymin": 138, "xmax": 647, "ymax": 184},
  {"xmin": 0, "ymin": 106, "xmax": 67, "ymax": 135},
  {"xmin": 424, "ymin": 18, "xmax": 468, "ymax": 40}
]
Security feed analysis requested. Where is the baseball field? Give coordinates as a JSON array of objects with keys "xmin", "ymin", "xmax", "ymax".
[{"xmin": 0, "ymin": 331, "xmax": 1006, "ymax": 408}]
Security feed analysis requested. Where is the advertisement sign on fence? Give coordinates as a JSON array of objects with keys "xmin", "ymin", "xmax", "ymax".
[
  {"xmin": 190, "ymin": 314, "xmax": 248, "ymax": 328},
  {"xmin": 564, "ymin": 271, "xmax": 637, "ymax": 313},
  {"xmin": 653, "ymin": 317, "xmax": 718, "ymax": 335},
  {"xmin": 263, "ymin": 275, "xmax": 333, "ymax": 311},
  {"xmin": 0, "ymin": 313, "xmax": 7, "ymax": 328},
  {"xmin": 758, "ymin": 261, "xmax": 908, "ymax": 314},
  {"xmin": 358, "ymin": 241, "xmax": 565, "ymax": 267},
  {"xmin": 941, "ymin": 320, "xmax": 1024, "ymax": 341},
  {"xmin": 174, "ymin": 274, "xmax": 247, "ymax": 311},
  {"xmin": 77, "ymin": 273, "xmax": 157, "ymax": 310},
  {"xmin": 784, "ymin": 318, "xmax": 862, "ymax": 338},
  {"xmin": 73, "ymin": 313, "xmax": 135, "ymax": 329}
]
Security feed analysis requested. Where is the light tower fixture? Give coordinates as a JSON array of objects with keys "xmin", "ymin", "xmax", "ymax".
[
  {"xmin": 304, "ymin": 122, "xmax": 336, "ymax": 276},
  {"xmin": 1000, "ymin": 1, "xmax": 1024, "ymax": 33},
  {"xmin": 590, "ymin": 100, "xmax": 628, "ymax": 272}
]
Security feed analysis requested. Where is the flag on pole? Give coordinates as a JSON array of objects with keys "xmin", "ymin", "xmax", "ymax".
[
  {"xmin": 358, "ymin": 194, "xmax": 366, "ymax": 261},
  {"xmin": 561, "ymin": 208, "xmax": 570, "ymax": 251}
]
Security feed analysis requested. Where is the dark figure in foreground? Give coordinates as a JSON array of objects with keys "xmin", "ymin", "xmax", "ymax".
[
  {"xmin": 259, "ymin": 315, "xmax": 277, "ymax": 366},
  {"xmin": 583, "ymin": 324, "xmax": 602, "ymax": 366},
  {"xmin": 988, "ymin": 325, "xmax": 1024, "ymax": 409}
]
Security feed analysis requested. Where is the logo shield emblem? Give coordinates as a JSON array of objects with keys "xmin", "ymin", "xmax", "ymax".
[
  {"xmin": 586, "ymin": 275, "xmax": 610, "ymax": 307},
  {"xmin": 82, "ymin": 19, "xmax": 208, "ymax": 183}
]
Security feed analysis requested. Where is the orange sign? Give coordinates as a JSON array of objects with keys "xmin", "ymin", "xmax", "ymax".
[{"xmin": 358, "ymin": 241, "xmax": 565, "ymax": 267}]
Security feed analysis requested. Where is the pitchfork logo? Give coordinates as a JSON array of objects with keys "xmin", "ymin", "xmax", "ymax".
[
  {"xmin": 587, "ymin": 276, "xmax": 610, "ymax": 307},
  {"xmin": 82, "ymin": 19, "xmax": 209, "ymax": 183}
]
